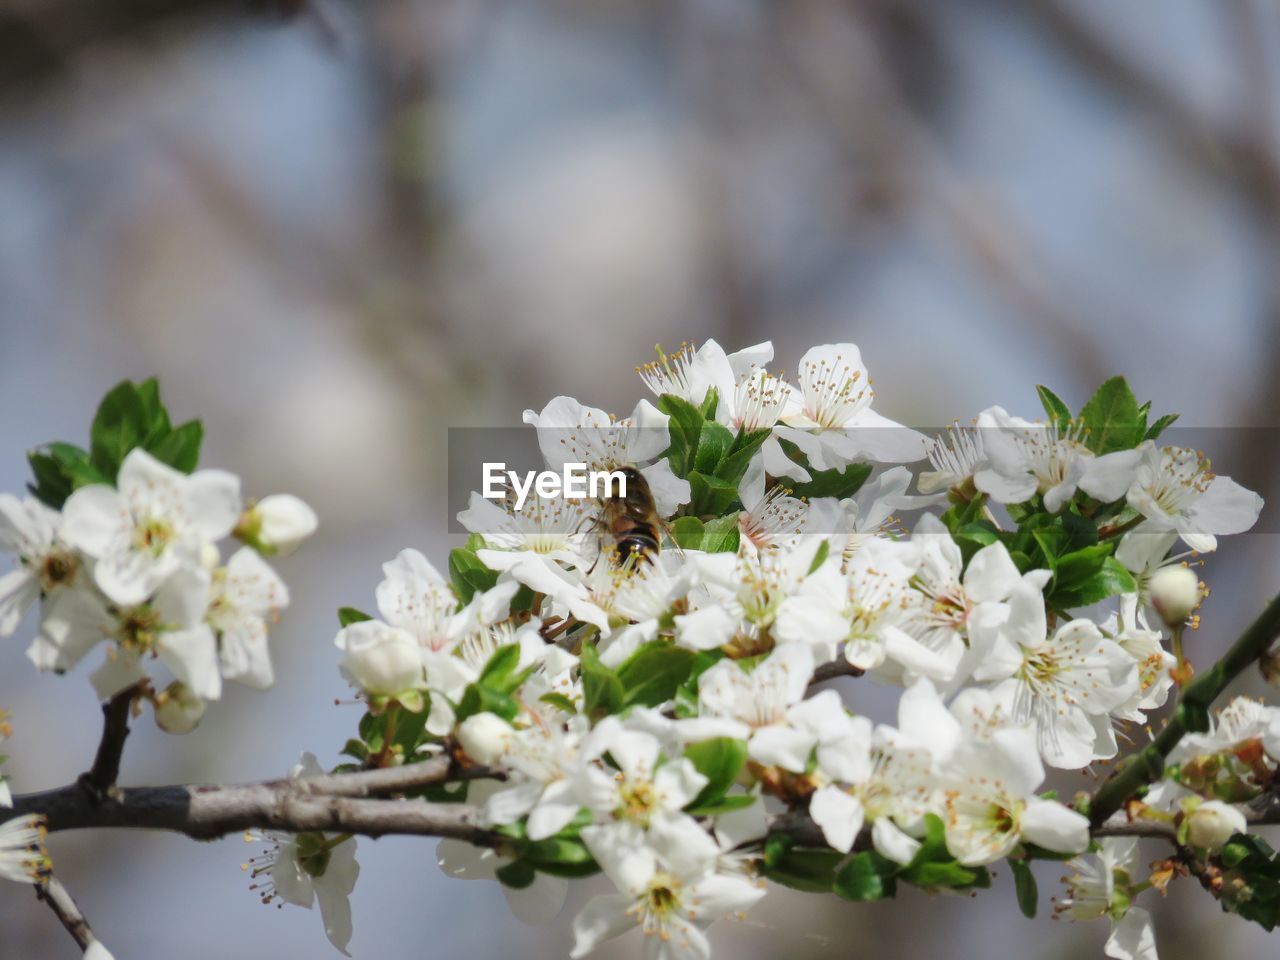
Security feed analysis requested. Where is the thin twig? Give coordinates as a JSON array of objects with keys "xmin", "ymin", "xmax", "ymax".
[
  {"xmin": 810, "ymin": 658, "xmax": 865, "ymax": 686},
  {"xmin": 79, "ymin": 684, "xmax": 140, "ymax": 801},
  {"xmin": 35, "ymin": 875, "xmax": 96, "ymax": 951}
]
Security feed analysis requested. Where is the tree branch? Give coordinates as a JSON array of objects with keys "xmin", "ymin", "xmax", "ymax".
[
  {"xmin": 810, "ymin": 658, "xmax": 865, "ymax": 686},
  {"xmin": 1089, "ymin": 592, "xmax": 1280, "ymax": 825},
  {"xmin": 35, "ymin": 875, "xmax": 96, "ymax": 952},
  {"xmin": 79, "ymin": 684, "xmax": 140, "ymax": 801},
  {"xmin": 11, "ymin": 756, "xmax": 502, "ymax": 843}
]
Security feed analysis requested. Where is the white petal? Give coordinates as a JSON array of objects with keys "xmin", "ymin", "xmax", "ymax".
[
  {"xmin": 674, "ymin": 606, "xmax": 737, "ymax": 652},
  {"xmin": 809, "ymin": 786, "xmax": 863, "ymax": 853},
  {"xmin": 184, "ymin": 469, "xmax": 243, "ymax": 542},
  {"xmin": 89, "ymin": 652, "xmax": 147, "ymax": 701},
  {"xmin": 748, "ymin": 726, "xmax": 816, "ymax": 773},
  {"xmin": 1105, "ymin": 907, "xmax": 1158, "ymax": 960},
  {"xmin": 0, "ymin": 569, "xmax": 38, "ymax": 637},
  {"xmin": 871, "ymin": 818, "xmax": 922, "ymax": 865},
  {"xmin": 504, "ymin": 872, "xmax": 569, "ymax": 925},
  {"xmin": 570, "ymin": 895, "xmax": 637, "ymax": 959},
  {"xmin": 1079, "ymin": 449, "xmax": 1142, "ymax": 503},
  {"xmin": 157, "ymin": 625, "xmax": 223, "ymax": 701},
  {"xmin": 1020, "ymin": 798, "xmax": 1089, "ymax": 855},
  {"xmin": 60, "ymin": 485, "xmax": 125, "ymax": 558},
  {"xmin": 963, "ymin": 543, "xmax": 1021, "ymax": 604}
]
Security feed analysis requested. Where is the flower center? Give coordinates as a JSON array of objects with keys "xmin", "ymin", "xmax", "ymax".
[
  {"xmin": 637, "ymin": 343, "xmax": 698, "ymax": 400},
  {"xmin": 116, "ymin": 604, "xmax": 163, "ymax": 653},
  {"xmin": 133, "ymin": 516, "xmax": 175, "ymax": 556},
  {"xmin": 799, "ymin": 355, "xmax": 870, "ymax": 429},
  {"xmin": 733, "ymin": 369, "xmax": 788, "ymax": 431},
  {"xmin": 617, "ymin": 776, "xmax": 658, "ymax": 826},
  {"xmin": 1145, "ymin": 447, "xmax": 1213, "ymax": 516},
  {"xmin": 38, "ymin": 549, "xmax": 79, "ymax": 592}
]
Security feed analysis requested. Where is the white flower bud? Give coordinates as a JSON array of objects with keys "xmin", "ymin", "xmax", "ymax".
[
  {"xmin": 154, "ymin": 682, "xmax": 206, "ymax": 735},
  {"xmin": 253, "ymin": 495, "xmax": 318, "ymax": 555},
  {"xmin": 1149, "ymin": 565, "xmax": 1201, "ymax": 627},
  {"xmin": 200, "ymin": 542, "xmax": 221, "ymax": 570},
  {"xmin": 456, "ymin": 712, "xmax": 513, "ymax": 765},
  {"xmin": 1185, "ymin": 800, "xmax": 1247, "ymax": 852},
  {"xmin": 335, "ymin": 621, "xmax": 423, "ymax": 698}
]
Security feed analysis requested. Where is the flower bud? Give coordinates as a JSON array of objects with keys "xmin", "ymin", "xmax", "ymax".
[
  {"xmin": 154, "ymin": 682, "xmax": 206, "ymax": 735},
  {"xmin": 335, "ymin": 621, "xmax": 423, "ymax": 698},
  {"xmin": 1185, "ymin": 800, "xmax": 1247, "ymax": 852},
  {"xmin": 456, "ymin": 712, "xmax": 513, "ymax": 765},
  {"xmin": 1149, "ymin": 565, "xmax": 1201, "ymax": 627},
  {"xmin": 254, "ymin": 495, "xmax": 318, "ymax": 555}
]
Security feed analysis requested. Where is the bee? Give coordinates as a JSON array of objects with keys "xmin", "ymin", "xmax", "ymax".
[{"xmin": 596, "ymin": 466, "xmax": 664, "ymax": 566}]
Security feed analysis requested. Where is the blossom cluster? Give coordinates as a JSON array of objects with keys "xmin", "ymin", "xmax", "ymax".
[
  {"xmin": 0, "ymin": 380, "xmax": 316, "ymax": 730},
  {"xmin": 0, "ymin": 351, "xmax": 1272, "ymax": 960},
  {"xmin": 307, "ymin": 341, "xmax": 1265, "ymax": 960}
]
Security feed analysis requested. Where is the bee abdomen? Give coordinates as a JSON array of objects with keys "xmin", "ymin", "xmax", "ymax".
[{"xmin": 615, "ymin": 530, "xmax": 660, "ymax": 564}]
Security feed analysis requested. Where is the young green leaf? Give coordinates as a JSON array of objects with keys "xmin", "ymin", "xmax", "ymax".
[
  {"xmin": 617, "ymin": 642, "xmax": 697, "ymax": 708},
  {"xmin": 1079, "ymin": 377, "xmax": 1142, "ymax": 454},
  {"xmin": 683, "ymin": 738, "xmax": 748, "ymax": 813},
  {"xmin": 1011, "ymin": 858, "xmax": 1038, "ymax": 918},
  {"xmin": 1036, "ymin": 385, "xmax": 1072, "ymax": 425}
]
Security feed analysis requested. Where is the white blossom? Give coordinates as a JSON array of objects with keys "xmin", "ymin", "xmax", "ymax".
[
  {"xmin": 1124, "ymin": 442, "xmax": 1262, "ymax": 552},
  {"xmin": 61, "ymin": 448, "xmax": 241, "ymax": 607}
]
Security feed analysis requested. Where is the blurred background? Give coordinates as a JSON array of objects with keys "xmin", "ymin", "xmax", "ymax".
[{"xmin": 2, "ymin": 0, "xmax": 1280, "ymax": 956}]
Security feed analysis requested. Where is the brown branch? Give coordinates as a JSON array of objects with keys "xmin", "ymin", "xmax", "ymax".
[
  {"xmin": 810, "ymin": 658, "xmax": 865, "ymax": 686},
  {"xmin": 79, "ymin": 684, "xmax": 140, "ymax": 801},
  {"xmin": 35, "ymin": 875, "xmax": 96, "ymax": 952},
  {"xmin": 11, "ymin": 756, "xmax": 502, "ymax": 843}
]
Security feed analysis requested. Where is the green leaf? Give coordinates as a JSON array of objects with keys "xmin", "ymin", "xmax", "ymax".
[
  {"xmin": 1036, "ymin": 385, "xmax": 1072, "ymax": 425},
  {"xmin": 674, "ymin": 650, "xmax": 724, "ymax": 718},
  {"xmin": 448, "ymin": 547, "xmax": 498, "ymax": 604},
  {"xmin": 27, "ymin": 451, "xmax": 74, "ymax": 508},
  {"xmin": 539, "ymin": 692, "xmax": 578, "ymax": 714},
  {"xmin": 1218, "ymin": 833, "xmax": 1280, "ymax": 931},
  {"xmin": 148, "ymin": 419, "xmax": 203, "ymax": 473},
  {"xmin": 518, "ymin": 836, "xmax": 600, "ymax": 878},
  {"xmin": 1145, "ymin": 412, "xmax": 1179, "ymax": 442},
  {"xmin": 688, "ymin": 471, "xmax": 740, "ymax": 517},
  {"xmin": 1079, "ymin": 377, "xmax": 1142, "ymax": 454},
  {"xmin": 338, "ymin": 607, "xmax": 373, "ymax": 627},
  {"xmin": 834, "ymin": 851, "xmax": 898, "ymax": 901},
  {"xmin": 339, "ymin": 738, "xmax": 369, "ymax": 762},
  {"xmin": 683, "ymin": 738, "xmax": 748, "ymax": 813},
  {"xmin": 787, "ymin": 462, "xmax": 873, "ymax": 502},
  {"xmin": 898, "ymin": 814, "xmax": 990, "ymax": 892},
  {"xmin": 1011, "ymin": 858, "xmax": 1038, "ymax": 918},
  {"xmin": 670, "ymin": 514, "xmax": 740, "ymax": 553},
  {"xmin": 1049, "ymin": 554, "xmax": 1137, "ymax": 609},
  {"xmin": 693, "ymin": 420, "xmax": 734, "ymax": 475},
  {"xmin": 89, "ymin": 381, "xmax": 146, "ymax": 475},
  {"xmin": 495, "ymin": 859, "xmax": 536, "ymax": 889},
  {"xmin": 699, "ymin": 387, "xmax": 719, "ymax": 421},
  {"xmin": 714, "ymin": 428, "xmax": 771, "ymax": 484},
  {"xmin": 658, "ymin": 394, "xmax": 705, "ymax": 478},
  {"xmin": 478, "ymin": 644, "xmax": 522, "ymax": 690},
  {"xmin": 671, "ymin": 516, "xmax": 707, "ymax": 551},
  {"xmin": 685, "ymin": 794, "xmax": 757, "ymax": 815},
  {"xmin": 762, "ymin": 836, "xmax": 843, "ymax": 893},
  {"xmin": 454, "ymin": 683, "xmax": 518, "ymax": 724},
  {"xmin": 580, "ymin": 645, "xmax": 624, "ymax": 718},
  {"xmin": 699, "ymin": 514, "xmax": 741, "ymax": 553},
  {"xmin": 617, "ymin": 642, "xmax": 697, "ymax": 708}
]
